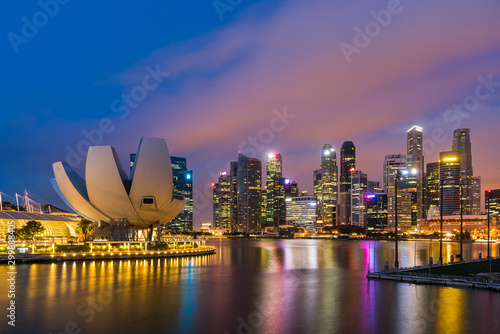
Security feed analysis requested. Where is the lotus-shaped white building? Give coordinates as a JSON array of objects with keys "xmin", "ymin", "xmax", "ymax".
[{"xmin": 51, "ymin": 137, "xmax": 185, "ymax": 232}]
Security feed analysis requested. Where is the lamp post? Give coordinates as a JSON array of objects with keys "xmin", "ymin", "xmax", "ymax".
[
  {"xmin": 487, "ymin": 190, "xmax": 491, "ymax": 276},
  {"xmin": 439, "ymin": 179, "xmax": 443, "ymax": 265},
  {"xmin": 394, "ymin": 170, "xmax": 402, "ymax": 270},
  {"xmin": 460, "ymin": 184, "xmax": 463, "ymax": 262}
]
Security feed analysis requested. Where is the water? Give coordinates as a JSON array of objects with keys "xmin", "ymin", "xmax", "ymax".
[{"xmin": 1, "ymin": 239, "xmax": 499, "ymax": 334}]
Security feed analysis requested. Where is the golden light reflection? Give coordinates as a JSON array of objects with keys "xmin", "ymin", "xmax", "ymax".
[{"xmin": 436, "ymin": 288, "xmax": 465, "ymax": 334}]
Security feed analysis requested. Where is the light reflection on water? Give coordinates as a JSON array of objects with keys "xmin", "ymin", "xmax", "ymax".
[{"xmin": 0, "ymin": 239, "xmax": 499, "ymax": 334}]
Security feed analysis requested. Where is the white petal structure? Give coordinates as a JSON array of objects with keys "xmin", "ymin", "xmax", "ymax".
[{"xmin": 52, "ymin": 137, "xmax": 185, "ymax": 229}]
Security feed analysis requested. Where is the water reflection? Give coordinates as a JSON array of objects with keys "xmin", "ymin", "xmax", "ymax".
[{"xmin": 1, "ymin": 240, "xmax": 499, "ymax": 334}]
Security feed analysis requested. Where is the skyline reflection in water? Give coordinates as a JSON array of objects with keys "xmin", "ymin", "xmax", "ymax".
[{"xmin": 1, "ymin": 239, "xmax": 499, "ymax": 334}]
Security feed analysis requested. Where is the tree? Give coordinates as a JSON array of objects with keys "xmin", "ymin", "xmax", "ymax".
[
  {"xmin": 10, "ymin": 220, "xmax": 45, "ymax": 241},
  {"xmin": 76, "ymin": 218, "xmax": 95, "ymax": 243}
]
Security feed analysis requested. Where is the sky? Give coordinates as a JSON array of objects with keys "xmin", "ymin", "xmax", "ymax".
[{"xmin": 1, "ymin": 0, "xmax": 500, "ymax": 227}]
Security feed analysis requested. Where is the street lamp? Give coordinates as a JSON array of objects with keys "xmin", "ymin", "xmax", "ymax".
[
  {"xmin": 459, "ymin": 184, "xmax": 463, "ymax": 262},
  {"xmin": 439, "ymin": 178, "xmax": 444, "ymax": 265},
  {"xmin": 487, "ymin": 189, "xmax": 492, "ymax": 275}
]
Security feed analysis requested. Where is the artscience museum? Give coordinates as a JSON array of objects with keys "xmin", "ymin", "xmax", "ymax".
[{"xmin": 52, "ymin": 137, "xmax": 185, "ymax": 240}]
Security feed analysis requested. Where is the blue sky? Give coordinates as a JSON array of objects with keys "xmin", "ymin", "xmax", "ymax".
[{"xmin": 1, "ymin": 0, "xmax": 500, "ymax": 226}]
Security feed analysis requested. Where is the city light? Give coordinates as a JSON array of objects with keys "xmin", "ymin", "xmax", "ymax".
[
  {"xmin": 443, "ymin": 157, "xmax": 458, "ymax": 162},
  {"xmin": 349, "ymin": 167, "xmax": 355, "ymax": 172}
]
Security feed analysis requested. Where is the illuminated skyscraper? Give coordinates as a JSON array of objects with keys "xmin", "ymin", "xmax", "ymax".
[
  {"xmin": 486, "ymin": 189, "xmax": 500, "ymax": 218},
  {"xmin": 351, "ymin": 170, "xmax": 367, "ymax": 227},
  {"xmin": 213, "ymin": 183, "xmax": 220, "ymax": 227},
  {"xmin": 313, "ymin": 169, "xmax": 322, "ymax": 221},
  {"xmin": 452, "ymin": 128, "xmax": 473, "ymax": 214},
  {"xmin": 388, "ymin": 192, "xmax": 412, "ymax": 231},
  {"xmin": 213, "ymin": 171, "xmax": 231, "ymax": 231},
  {"xmin": 266, "ymin": 153, "xmax": 283, "ymax": 227},
  {"xmin": 425, "ymin": 162, "xmax": 440, "ymax": 218},
  {"xmin": 229, "ymin": 161, "xmax": 238, "ymax": 231},
  {"xmin": 236, "ymin": 153, "xmax": 262, "ymax": 233},
  {"xmin": 407, "ymin": 126, "xmax": 424, "ymax": 224},
  {"xmin": 340, "ymin": 141, "xmax": 356, "ymax": 193},
  {"xmin": 472, "ymin": 176, "xmax": 481, "ymax": 215},
  {"xmin": 169, "ymin": 156, "xmax": 193, "ymax": 232},
  {"xmin": 383, "ymin": 154, "xmax": 409, "ymax": 194},
  {"xmin": 319, "ymin": 144, "xmax": 338, "ymax": 225},
  {"xmin": 285, "ymin": 196, "xmax": 317, "ymax": 227},
  {"xmin": 439, "ymin": 151, "xmax": 461, "ymax": 216},
  {"xmin": 366, "ymin": 193, "xmax": 388, "ymax": 230}
]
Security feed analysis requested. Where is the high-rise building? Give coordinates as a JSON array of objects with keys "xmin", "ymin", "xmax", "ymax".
[
  {"xmin": 366, "ymin": 193, "xmax": 388, "ymax": 230},
  {"xmin": 407, "ymin": 126, "xmax": 424, "ymax": 224},
  {"xmin": 236, "ymin": 153, "xmax": 262, "ymax": 233},
  {"xmin": 285, "ymin": 196, "xmax": 317, "ymax": 227},
  {"xmin": 425, "ymin": 162, "xmax": 440, "ymax": 218},
  {"xmin": 213, "ymin": 171, "xmax": 231, "ymax": 231},
  {"xmin": 439, "ymin": 151, "xmax": 461, "ymax": 216},
  {"xmin": 388, "ymin": 192, "xmax": 412, "ymax": 231},
  {"xmin": 313, "ymin": 169, "xmax": 322, "ymax": 221},
  {"xmin": 229, "ymin": 161, "xmax": 238, "ymax": 231},
  {"xmin": 486, "ymin": 189, "xmax": 500, "ymax": 218},
  {"xmin": 452, "ymin": 129, "xmax": 473, "ymax": 214},
  {"xmin": 472, "ymin": 176, "xmax": 481, "ymax": 215},
  {"xmin": 266, "ymin": 154, "xmax": 283, "ymax": 227},
  {"xmin": 383, "ymin": 154, "xmax": 409, "ymax": 194},
  {"xmin": 261, "ymin": 189, "xmax": 267, "ymax": 224},
  {"xmin": 340, "ymin": 141, "xmax": 356, "ymax": 193},
  {"xmin": 213, "ymin": 183, "xmax": 220, "ymax": 228},
  {"xmin": 400, "ymin": 172, "xmax": 418, "ymax": 227},
  {"xmin": 319, "ymin": 144, "xmax": 338, "ymax": 225},
  {"xmin": 169, "ymin": 157, "xmax": 193, "ymax": 232},
  {"xmin": 338, "ymin": 192, "xmax": 351, "ymax": 225},
  {"xmin": 351, "ymin": 170, "xmax": 368, "ymax": 227},
  {"xmin": 284, "ymin": 180, "xmax": 299, "ymax": 198}
]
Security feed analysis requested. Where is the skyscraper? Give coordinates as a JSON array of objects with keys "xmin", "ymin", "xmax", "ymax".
[
  {"xmin": 351, "ymin": 170, "xmax": 367, "ymax": 227},
  {"xmin": 486, "ymin": 189, "xmax": 500, "ymax": 218},
  {"xmin": 213, "ymin": 182, "xmax": 220, "ymax": 227},
  {"xmin": 366, "ymin": 193, "xmax": 388, "ymax": 230},
  {"xmin": 388, "ymin": 192, "xmax": 412, "ymax": 231},
  {"xmin": 170, "ymin": 156, "xmax": 193, "ymax": 232},
  {"xmin": 340, "ymin": 141, "xmax": 356, "ymax": 193},
  {"xmin": 213, "ymin": 171, "xmax": 231, "ymax": 231},
  {"xmin": 320, "ymin": 144, "xmax": 338, "ymax": 225},
  {"xmin": 383, "ymin": 154, "xmax": 409, "ymax": 194},
  {"xmin": 266, "ymin": 153, "xmax": 283, "ymax": 227},
  {"xmin": 452, "ymin": 128, "xmax": 473, "ymax": 214},
  {"xmin": 439, "ymin": 151, "xmax": 461, "ymax": 216},
  {"xmin": 313, "ymin": 169, "xmax": 322, "ymax": 221},
  {"xmin": 236, "ymin": 153, "xmax": 262, "ymax": 233},
  {"xmin": 229, "ymin": 161, "xmax": 238, "ymax": 231},
  {"xmin": 407, "ymin": 126, "xmax": 424, "ymax": 224},
  {"xmin": 472, "ymin": 176, "xmax": 481, "ymax": 215},
  {"xmin": 285, "ymin": 195, "xmax": 317, "ymax": 227},
  {"xmin": 425, "ymin": 162, "xmax": 440, "ymax": 218}
]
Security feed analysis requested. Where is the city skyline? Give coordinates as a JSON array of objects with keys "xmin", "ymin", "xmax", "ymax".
[{"xmin": 2, "ymin": 1, "xmax": 500, "ymax": 227}]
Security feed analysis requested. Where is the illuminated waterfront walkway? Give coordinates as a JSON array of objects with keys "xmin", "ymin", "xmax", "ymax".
[{"xmin": 0, "ymin": 239, "xmax": 216, "ymax": 263}]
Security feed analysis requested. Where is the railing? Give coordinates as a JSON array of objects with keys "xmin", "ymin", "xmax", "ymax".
[{"xmin": 390, "ymin": 271, "xmax": 500, "ymax": 285}]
